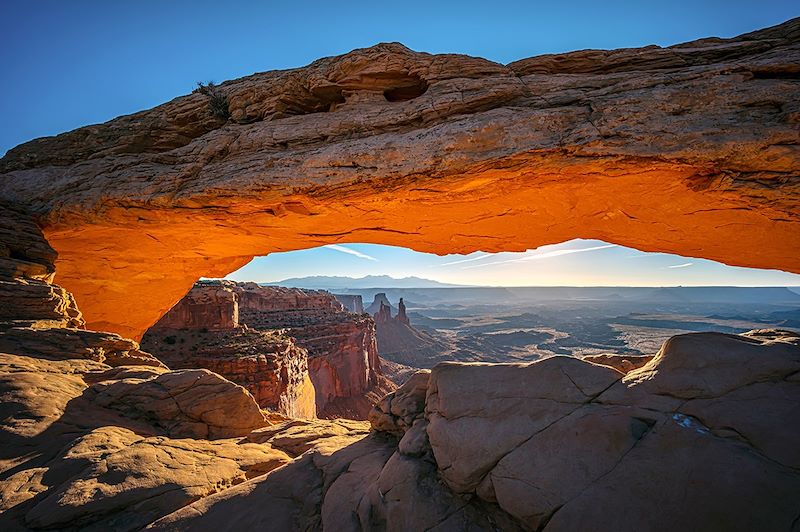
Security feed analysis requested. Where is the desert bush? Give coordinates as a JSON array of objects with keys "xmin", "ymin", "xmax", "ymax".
[{"xmin": 194, "ymin": 81, "xmax": 230, "ymax": 119}]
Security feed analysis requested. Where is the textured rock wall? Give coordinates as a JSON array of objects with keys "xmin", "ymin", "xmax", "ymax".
[
  {"xmin": 151, "ymin": 282, "xmax": 240, "ymax": 330},
  {"xmin": 237, "ymin": 283, "xmax": 344, "ymax": 312},
  {"xmin": 142, "ymin": 281, "xmax": 318, "ymax": 418},
  {"xmin": 1, "ymin": 20, "xmax": 798, "ymax": 339},
  {"xmin": 144, "ymin": 281, "xmax": 392, "ymax": 419},
  {"xmin": 234, "ymin": 284, "xmax": 392, "ymax": 418},
  {"xmin": 141, "ymin": 327, "xmax": 317, "ymax": 418}
]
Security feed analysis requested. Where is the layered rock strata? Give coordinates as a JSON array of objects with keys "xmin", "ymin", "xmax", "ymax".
[
  {"xmin": 142, "ymin": 282, "xmax": 317, "ymax": 418},
  {"xmin": 236, "ymin": 284, "xmax": 394, "ymax": 419},
  {"xmin": 144, "ymin": 281, "xmax": 393, "ymax": 419},
  {"xmin": 142, "ymin": 326, "xmax": 316, "ymax": 418}
]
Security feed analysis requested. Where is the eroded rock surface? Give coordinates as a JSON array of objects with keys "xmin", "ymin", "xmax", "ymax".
[
  {"xmin": 142, "ymin": 326, "xmax": 316, "ymax": 418},
  {"xmin": 89, "ymin": 368, "xmax": 267, "ymax": 439},
  {"xmin": 142, "ymin": 329, "xmax": 800, "ymax": 531},
  {"xmin": 143, "ymin": 280, "xmax": 394, "ymax": 419},
  {"xmin": 0, "ymin": 326, "xmax": 165, "ymax": 368},
  {"xmin": 2, "ymin": 21, "xmax": 798, "ymax": 339},
  {"xmin": 0, "ymin": 348, "xmax": 384, "ymax": 531}
]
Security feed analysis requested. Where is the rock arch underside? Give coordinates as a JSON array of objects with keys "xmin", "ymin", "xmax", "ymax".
[
  {"xmin": 2, "ymin": 19, "xmax": 799, "ymax": 340},
  {"xmin": 1, "ymin": 18, "xmax": 800, "ymax": 532}
]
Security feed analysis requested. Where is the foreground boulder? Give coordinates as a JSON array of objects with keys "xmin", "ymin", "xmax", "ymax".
[{"xmin": 89, "ymin": 368, "xmax": 267, "ymax": 439}]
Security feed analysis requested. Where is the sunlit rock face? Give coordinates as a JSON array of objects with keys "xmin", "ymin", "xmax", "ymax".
[
  {"xmin": 1, "ymin": 19, "xmax": 798, "ymax": 340},
  {"xmin": 234, "ymin": 284, "xmax": 393, "ymax": 419},
  {"xmin": 151, "ymin": 282, "xmax": 240, "ymax": 330},
  {"xmin": 142, "ymin": 281, "xmax": 317, "ymax": 418},
  {"xmin": 143, "ymin": 281, "xmax": 393, "ymax": 419}
]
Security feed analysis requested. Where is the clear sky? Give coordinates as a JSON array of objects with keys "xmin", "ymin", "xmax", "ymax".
[
  {"xmin": 226, "ymin": 241, "xmax": 800, "ymax": 287},
  {"xmin": 3, "ymin": 2, "xmax": 798, "ymax": 286},
  {"xmin": 1, "ymin": 0, "xmax": 797, "ymax": 154}
]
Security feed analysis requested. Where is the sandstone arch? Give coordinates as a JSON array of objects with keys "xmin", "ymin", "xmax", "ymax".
[{"xmin": 1, "ymin": 19, "xmax": 798, "ymax": 340}]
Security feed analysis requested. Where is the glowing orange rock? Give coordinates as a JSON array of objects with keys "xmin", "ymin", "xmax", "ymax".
[{"xmin": 1, "ymin": 19, "xmax": 798, "ymax": 340}]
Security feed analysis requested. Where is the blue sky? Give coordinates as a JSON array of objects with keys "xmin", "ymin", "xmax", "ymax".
[
  {"xmin": 3, "ymin": 1, "xmax": 798, "ymax": 286},
  {"xmin": 1, "ymin": 0, "xmax": 797, "ymax": 154},
  {"xmin": 226, "ymin": 241, "xmax": 800, "ymax": 286}
]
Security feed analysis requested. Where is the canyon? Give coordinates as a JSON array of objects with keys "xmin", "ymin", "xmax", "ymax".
[
  {"xmin": 141, "ymin": 281, "xmax": 394, "ymax": 419},
  {"xmin": 0, "ymin": 17, "xmax": 798, "ymax": 532}
]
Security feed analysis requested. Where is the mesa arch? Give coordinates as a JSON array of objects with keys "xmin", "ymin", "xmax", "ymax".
[{"xmin": 1, "ymin": 19, "xmax": 798, "ymax": 340}]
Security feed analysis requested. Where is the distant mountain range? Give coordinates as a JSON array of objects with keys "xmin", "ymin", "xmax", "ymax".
[
  {"xmin": 267, "ymin": 275, "xmax": 463, "ymax": 289},
  {"xmin": 265, "ymin": 276, "xmax": 800, "ymax": 305}
]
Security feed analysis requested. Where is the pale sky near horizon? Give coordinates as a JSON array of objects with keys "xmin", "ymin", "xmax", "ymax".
[{"xmin": 225, "ymin": 240, "xmax": 800, "ymax": 287}]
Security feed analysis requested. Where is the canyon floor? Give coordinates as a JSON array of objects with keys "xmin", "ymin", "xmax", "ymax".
[{"xmin": 359, "ymin": 286, "xmax": 800, "ymax": 367}]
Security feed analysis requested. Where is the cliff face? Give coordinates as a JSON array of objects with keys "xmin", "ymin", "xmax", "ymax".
[
  {"xmin": 142, "ymin": 281, "xmax": 317, "ymax": 418},
  {"xmin": 143, "ymin": 281, "xmax": 393, "ymax": 419},
  {"xmin": 141, "ymin": 326, "xmax": 316, "ymax": 419},
  {"xmin": 236, "ymin": 284, "xmax": 393, "ymax": 419},
  {"xmin": 151, "ymin": 282, "xmax": 240, "ymax": 330},
  {"xmin": 333, "ymin": 294, "xmax": 363, "ymax": 313},
  {"xmin": 3, "ymin": 20, "xmax": 799, "ymax": 340}
]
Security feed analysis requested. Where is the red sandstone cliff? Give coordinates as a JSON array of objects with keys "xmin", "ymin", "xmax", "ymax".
[
  {"xmin": 141, "ymin": 324, "xmax": 316, "ymax": 419},
  {"xmin": 150, "ymin": 282, "xmax": 240, "ymax": 330},
  {"xmin": 143, "ymin": 281, "xmax": 394, "ymax": 419},
  {"xmin": 236, "ymin": 284, "xmax": 394, "ymax": 419}
]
